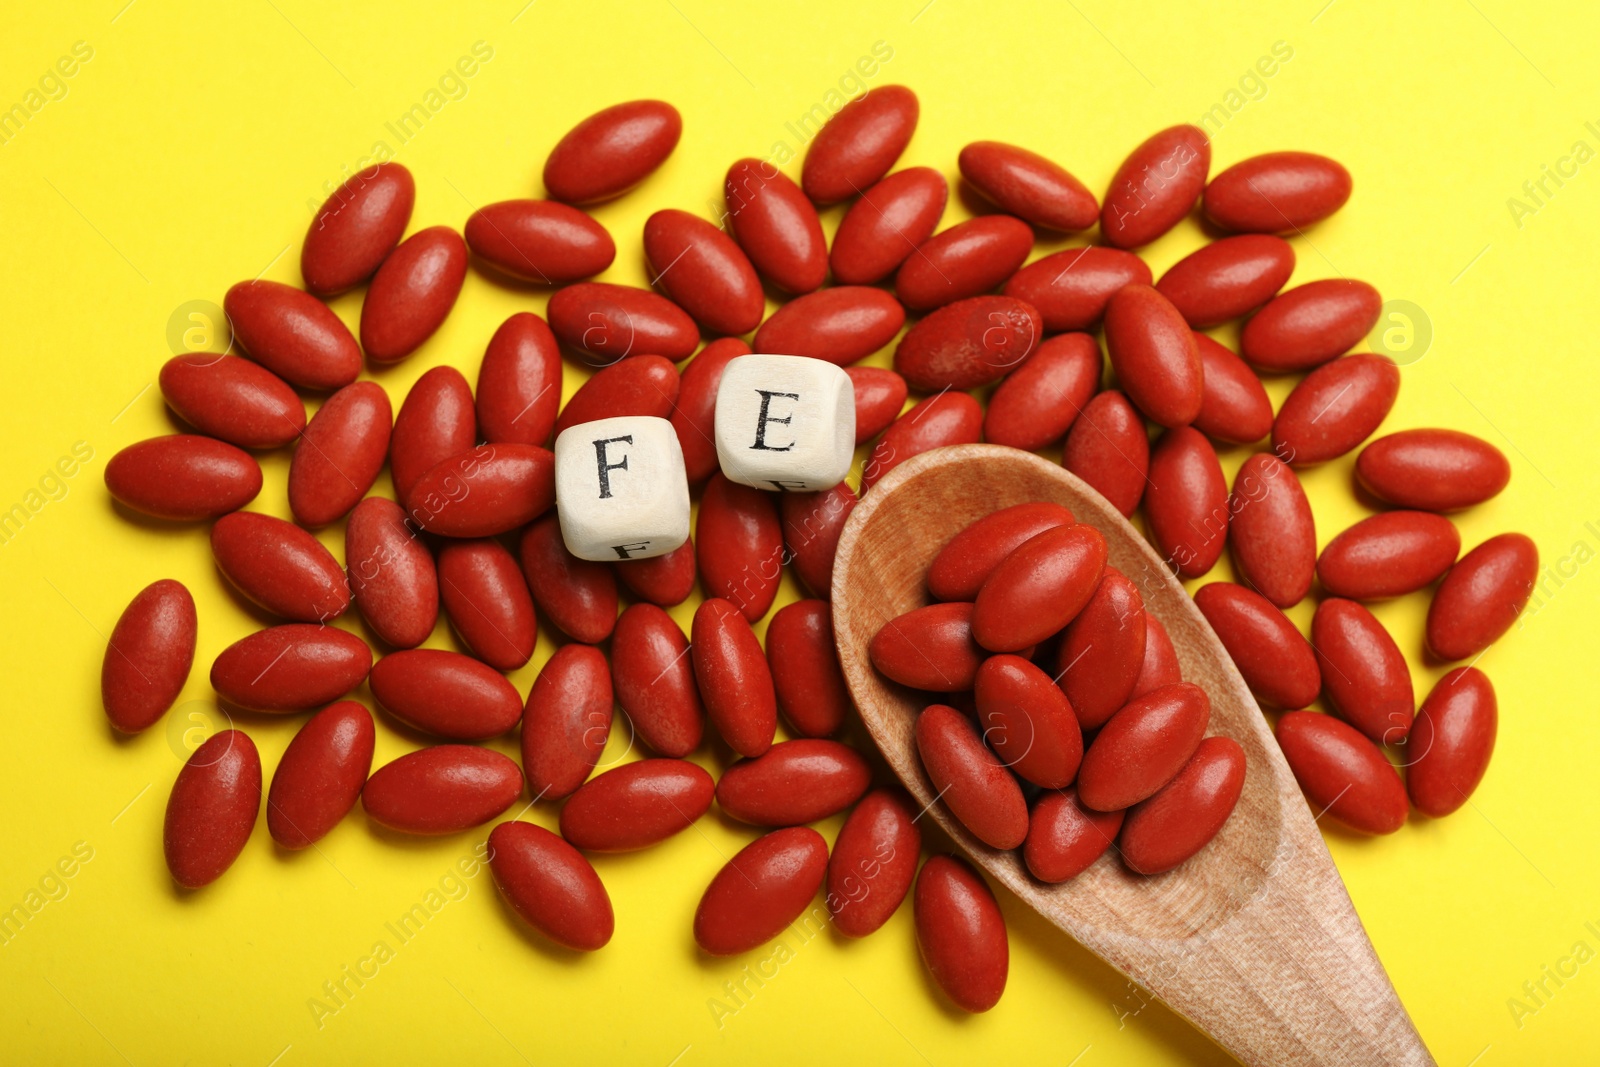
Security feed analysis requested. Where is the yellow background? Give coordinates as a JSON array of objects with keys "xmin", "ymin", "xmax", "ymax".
[{"xmin": 3, "ymin": 1, "xmax": 1597, "ymax": 1063}]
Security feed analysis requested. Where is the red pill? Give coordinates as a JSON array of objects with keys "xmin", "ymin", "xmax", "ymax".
[
  {"xmin": 830, "ymin": 167, "xmax": 947, "ymax": 284},
  {"xmin": 780, "ymin": 482, "xmax": 857, "ymax": 599},
  {"xmin": 844, "ymin": 368, "xmax": 908, "ymax": 446},
  {"xmin": 1155, "ymin": 235, "xmax": 1294, "ymax": 328},
  {"xmin": 543, "ymin": 99, "xmax": 680, "ymax": 203},
  {"xmin": 1193, "ymin": 582, "xmax": 1320, "ymax": 709},
  {"xmin": 984, "ymin": 332, "xmax": 1100, "ymax": 451},
  {"xmin": 1313, "ymin": 598, "xmax": 1414, "ymax": 744},
  {"xmin": 368, "ymin": 649, "xmax": 522, "ymax": 740},
  {"xmin": 1101, "ymin": 125, "xmax": 1210, "ymax": 249},
  {"xmin": 476, "ymin": 313, "xmax": 561, "ymax": 448},
  {"xmin": 973, "ymin": 523, "xmax": 1107, "ymax": 652},
  {"xmin": 1192, "ymin": 334, "xmax": 1273, "ymax": 445},
  {"xmin": 862, "ymin": 392, "xmax": 984, "ymax": 492},
  {"xmin": 752, "ymin": 286, "xmax": 906, "ymax": 367},
  {"xmin": 301, "ymin": 161, "xmax": 414, "ymax": 296},
  {"xmin": 438, "ymin": 538, "xmax": 538, "ymax": 670},
  {"xmin": 802, "ymin": 85, "xmax": 918, "ymax": 204},
  {"xmin": 1407, "ymin": 667, "xmax": 1497, "ymax": 817},
  {"xmin": 407, "ymin": 444, "xmax": 556, "ymax": 538},
  {"xmin": 1062, "ymin": 391, "xmax": 1148, "ymax": 517},
  {"xmin": 928, "ymin": 502, "xmax": 1075, "ymax": 602},
  {"xmin": 717, "ymin": 739, "xmax": 870, "ymax": 826},
  {"xmin": 521, "ymin": 644, "xmax": 612, "ymax": 800},
  {"xmin": 1105, "ymin": 284, "xmax": 1203, "ymax": 428},
  {"xmin": 1119, "ymin": 736, "xmax": 1245, "ymax": 873},
  {"xmin": 106, "ymin": 435, "xmax": 261, "ymax": 521},
  {"xmin": 615, "ymin": 536, "xmax": 697, "ymax": 607},
  {"xmin": 266, "ymin": 700, "xmax": 374, "ymax": 849},
  {"xmin": 1204, "ymin": 152, "xmax": 1352, "ymax": 233},
  {"xmin": 160, "ymin": 354, "xmax": 305, "ymax": 449},
  {"xmin": 210, "ymin": 625, "xmax": 371, "ymax": 712},
  {"xmin": 1229, "ymin": 453, "xmax": 1316, "ymax": 608},
  {"xmin": 694, "ymin": 827, "xmax": 828, "ymax": 956},
  {"xmin": 696, "ymin": 473, "xmax": 783, "ymax": 622},
  {"xmin": 1276, "ymin": 711, "xmax": 1405, "ymax": 834},
  {"xmin": 893, "ymin": 295, "xmax": 1041, "ymax": 392},
  {"xmin": 643, "ymin": 208, "xmax": 764, "ymax": 336},
  {"xmin": 487, "ymin": 821, "xmax": 613, "ymax": 951},
  {"xmin": 1355, "ymin": 429, "xmax": 1511, "ymax": 512},
  {"xmin": 1130, "ymin": 614, "xmax": 1183, "ymax": 699},
  {"xmin": 552, "ymin": 354, "xmax": 679, "ymax": 438},
  {"xmin": 519, "ymin": 515, "xmax": 619, "ymax": 643},
  {"xmin": 547, "ymin": 282, "xmax": 699, "ymax": 364},
  {"xmin": 1426, "ymin": 533, "xmax": 1538, "ymax": 660},
  {"xmin": 1241, "ymin": 279, "xmax": 1382, "ymax": 372},
  {"xmin": 869, "ymin": 602, "xmax": 985, "ymax": 692},
  {"xmin": 1078, "ymin": 683, "xmax": 1210, "ymax": 812},
  {"xmin": 102, "ymin": 579, "xmax": 196, "ymax": 734},
  {"xmin": 895, "ymin": 216, "xmax": 1033, "ymax": 312},
  {"xmin": 1024, "ymin": 789, "xmax": 1123, "ymax": 883},
  {"xmin": 914, "ymin": 855, "xmax": 1008, "ymax": 1012},
  {"xmin": 464, "ymin": 199, "xmax": 615, "ymax": 284},
  {"xmin": 975, "ymin": 654, "xmax": 1083, "ymax": 789},
  {"xmin": 391, "ymin": 366, "xmax": 476, "ymax": 508},
  {"xmin": 1145, "ymin": 427, "xmax": 1228, "ymax": 578},
  {"xmin": 360, "ymin": 226, "xmax": 467, "ymax": 363},
  {"xmin": 288, "ymin": 381, "xmax": 391, "ymax": 527},
  {"xmin": 766, "ymin": 600, "xmax": 851, "ymax": 737},
  {"xmin": 164, "ymin": 729, "xmax": 260, "ymax": 888},
  {"xmin": 1004, "ymin": 246, "xmax": 1152, "ymax": 332},
  {"xmin": 1057, "ymin": 569, "xmax": 1147, "ymax": 729},
  {"xmin": 211, "ymin": 511, "xmax": 350, "ymax": 622},
  {"xmin": 959, "ymin": 140, "xmax": 1097, "ymax": 231},
  {"xmin": 224, "ymin": 279, "xmax": 361, "ymax": 391},
  {"xmin": 725, "ymin": 158, "xmax": 828, "ymax": 294},
  {"xmin": 1318, "ymin": 511, "xmax": 1461, "ymax": 600},
  {"xmin": 828, "ymin": 787, "xmax": 921, "ymax": 937},
  {"xmin": 915, "ymin": 703, "xmax": 1029, "ymax": 850},
  {"xmin": 692, "ymin": 598, "xmax": 777, "ymax": 758},
  {"xmin": 362, "ymin": 746, "xmax": 523, "ymax": 834},
  {"xmin": 671, "ymin": 338, "xmax": 751, "ymax": 482},
  {"xmin": 611, "ymin": 603, "xmax": 704, "ymax": 757},
  {"xmin": 345, "ymin": 497, "xmax": 438, "ymax": 649},
  {"xmin": 559, "ymin": 758, "xmax": 715, "ymax": 851},
  {"xmin": 1273, "ymin": 353, "xmax": 1399, "ymax": 466}
]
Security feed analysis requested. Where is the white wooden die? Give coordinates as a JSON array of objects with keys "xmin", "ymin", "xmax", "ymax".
[
  {"xmin": 713, "ymin": 354, "xmax": 855, "ymax": 492},
  {"xmin": 553, "ymin": 416, "xmax": 690, "ymax": 561}
]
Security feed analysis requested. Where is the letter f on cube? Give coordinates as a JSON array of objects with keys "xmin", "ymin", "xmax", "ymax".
[{"xmin": 554, "ymin": 416, "xmax": 690, "ymax": 561}]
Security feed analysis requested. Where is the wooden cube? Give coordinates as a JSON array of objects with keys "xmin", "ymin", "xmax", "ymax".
[
  {"xmin": 554, "ymin": 416, "xmax": 690, "ymax": 561},
  {"xmin": 713, "ymin": 354, "xmax": 855, "ymax": 492}
]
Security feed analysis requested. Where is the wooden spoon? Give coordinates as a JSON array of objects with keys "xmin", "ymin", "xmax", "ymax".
[{"xmin": 830, "ymin": 444, "xmax": 1433, "ymax": 1067}]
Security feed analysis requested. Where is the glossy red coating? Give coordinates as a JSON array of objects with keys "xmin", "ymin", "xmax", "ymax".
[
  {"xmin": 1408, "ymin": 667, "xmax": 1497, "ymax": 816},
  {"xmin": 692, "ymin": 598, "xmax": 777, "ymax": 758},
  {"xmin": 973, "ymin": 523, "xmax": 1107, "ymax": 652},
  {"xmin": 830, "ymin": 166, "xmax": 948, "ymax": 284},
  {"xmin": 975, "ymin": 654, "xmax": 1083, "ymax": 789},
  {"xmin": 362, "ymin": 746, "xmax": 523, "ymax": 834},
  {"xmin": 465, "ymin": 199, "xmax": 615, "ymax": 283},
  {"xmin": 105, "ymin": 435, "xmax": 261, "ymax": 521},
  {"xmin": 1318, "ymin": 511, "xmax": 1461, "ymax": 600},
  {"xmin": 643, "ymin": 209, "xmax": 764, "ymax": 336},
  {"xmin": 1062, "ymin": 391, "xmax": 1148, "ymax": 517},
  {"xmin": 1229, "ymin": 452, "xmax": 1316, "ymax": 608},
  {"xmin": 552, "ymin": 354, "xmax": 679, "ymax": 438},
  {"xmin": 1273, "ymin": 353, "xmax": 1399, "ymax": 466},
  {"xmin": 694, "ymin": 827, "xmax": 828, "ymax": 956},
  {"xmin": 164, "ymin": 729, "xmax": 260, "ymax": 888},
  {"xmin": 1078, "ymin": 683, "xmax": 1210, "ymax": 811},
  {"xmin": 780, "ymin": 482, "xmax": 856, "ymax": 599},
  {"xmin": 520, "ymin": 644, "xmax": 612, "ymax": 800},
  {"xmin": 842, "ymin": 368, "xmax": 907, "ymax": 446},
  {"xmin": 1193, "ymin": 582, "xmax": 1320, "ymax": 709},
  {"xmin": 102, "ymin": 579, "xmax": 195, "ymax": 733},
  {"xmin": 1003, "ymin": 246, "xmax": 1152, "ymax": 332},
  {"xmin": 438, "ymin": 539, "xmax": 537, "ymax": 669},
  {"xmin": 1130, "ymin": 614, "xmax": 1183, "ymax": 700},
  {"xmin": 288, "ymin": 381, "xmax": 392, "ymax": 527},
  {"xmin": 1101, "ymin": 125, "xmax": 1211, "ymax": 249},
  {"xmin": 611, "ymin": 603, "xmax": 704, "ymax": 757},
  {"xmin": 1275, "ymin": 711, "xmax": 1405, "ymax": 834},
  {"xmin": 1057, "ymin": 568, "xmax": 1147, "ymax": 729},
  {"xmin": 406, "ymin": 444, "xmax": 555, "ymax": 538},
  {"xmin": 360, "ymin": 226, "xmax": 467, "ymax": 363},
  {"xmin": 716, "ymin": 739, "xmax": 870, "ymax": 826},
  {"xmin": 984, "ymin": 332, "xmax": 1100, "ymax": 451},
  {"xmin": 1155, "ymin": 235, "xmax": 1295, "ymax": 328},
  {"xmin": 210, "ymin": 624, "xmax": 371, "ymax": 712},
  {"xmin": 1145, "ymin": 427, "xmax": 1228, "ymax": 577},
  {"xmin": 827, "ymin": 787, "xmax": 921, "ymax": 937},
  {"xmin": 488, "ymin": 821, "xmax": 614, "ymax": 951},
  {"xmin": 1118, "ymin": 736, "xmax": 1245, "ymax": 873},
  {"xmin": 543, "ymin": 99, "xmax": 681, "ymax": 204},
  {"xmin": 368, "ymin": 649, "xmax": 522, "ymax": 740},
  {"xmin": 266, "ymin": 700, "xmax": 374, "ymax": 849},
  {"xmin": 959, "ymin": 140, "xmax": 1097, "ymax": 231},
  {"xmin": 345, "ymin": 497, "xmax": 438, "ymax": 649},
  {"xmin": 725, "ymin": 158, "xmax": 828, "ymax": 294},
  {"xmin": 224, "ymin": 279, "xmax": 361, "ymax": 390},
  {"xmin": 1313, "ymin": 598, "xmax": 1414, "ymax": 744},
  {"xmin": 615, "ymin": 536, "xmax": 697, "ymax": 606},
  {"xmin": 862, "ymin": 392, "xmax": 984, "ymax": 491},
  {"xmin": 1426, "ymin": 533, "xmax": 1538, "ymax": 660},
  {"xmin": 160, "ymin": 354, "xmax": 305, "ymax": 449},
  {"xmin": 301, "ymin": 162, "xmax": 414, "ymax": 295},
  {"xmin": 895, "ymin": 215, "xmax": 1033, "ymax": 311},
  {"xmin": 518, "ymin": 515, "xmax": 620, "ymax": 642},
  {"xmin": 391, "ymin": 366, "xmax": 476, "ymax": 508},
  {"xmin": 1240, "ymin": 279, "xmax": 1382, "ymax": 372},
  {"xmin": 1104, "ymin": 284, "xmax": 1202, "ymax": 428},
  {"xmin": 559, "ymin": 758, "xmax": 715, "ymax": 851},
  {"xmin": 211, "ymin": 511, "xmax": 350, "ymax": 622},
  {"xmin": 1204, "ymin": 152, "xmax": 1353, "ymax": 233},
  {"xmin": 766, "ymin": 600, "xmax": 851, "ymax": 737},
  {"xmin": 547, "ymin": 282, "xmax": 699, "ymax": 363},
  {"xmin": 752, "ymin": 287, "xmax": 906, "ymax": 366},
  {"xmin": 893, "ymin": 295, "xmax": 1040, "ymax": 391},
  {"xmin": 1024, "ymin": 789, "xmax": 1123, "ymax": 883},
  {"xmin": 928, "ymin": 502, "xmax": 1075, "ymax": 602},
  {"xmin": 671, "ymin": 339, "xmax": 751, "ymax": 482},
  {"xmin": 915, "ymin": 704, "xmax": 1029, "ymax": 850},
  {"xmin": 914, "ymin": 855, "xmax": 1008, "ymax": 1013},
  {"xmin": 1355, "ymin": 429, "xmax": 1511, "ymax": 511},
  {"xmin": 476, "ymin": 313, "xmax": 561, "ymax": 448},
  {"xmin": 696, "ymin": 473, "xmax": 783, "ymax": 622},
  {"xmin": 802, "ymin": 85, "xmax": 919, "ymax": 204},
  {"xmin": 868, "ymin": 602, "xmax": 984, "ymax": 692},
  {"xmin": 1192, "ymin": 334, "xmax": 1273, "ymax": 445}
]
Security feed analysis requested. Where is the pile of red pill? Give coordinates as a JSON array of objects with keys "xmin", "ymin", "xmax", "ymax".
[{"xmin": 99, "ymin": 87, "xmax": 1535, "ymax": 1015}]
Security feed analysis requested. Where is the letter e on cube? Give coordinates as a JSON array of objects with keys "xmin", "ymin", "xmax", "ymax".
[{"xmin": 713, "ymin": 354, "xmax": 855, "ymax": 492}]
